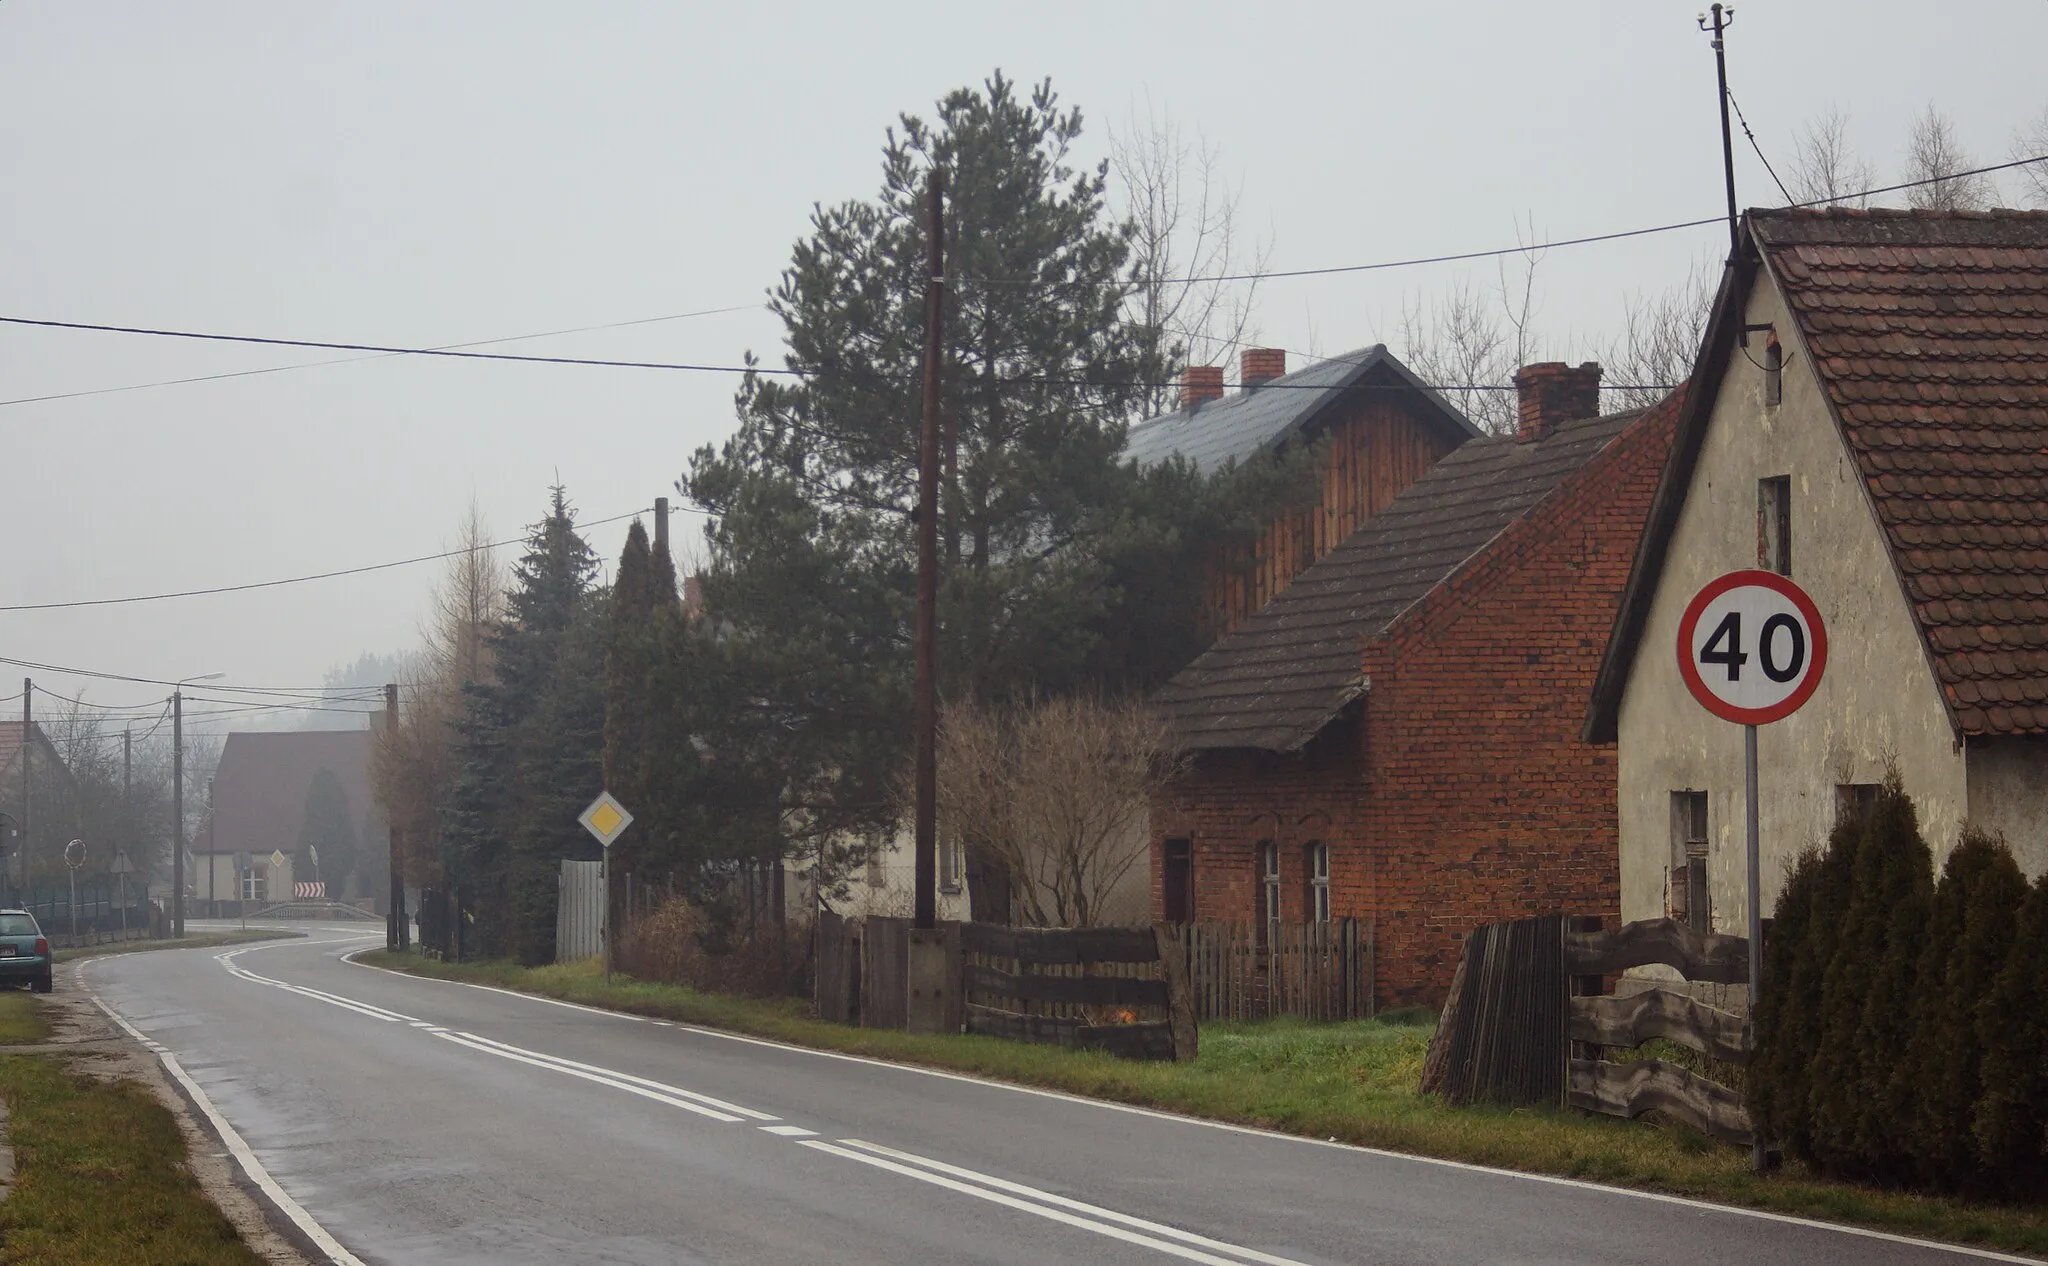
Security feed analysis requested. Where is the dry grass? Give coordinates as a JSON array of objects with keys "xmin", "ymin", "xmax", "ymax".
[{"xmin": 360, "ymin": 949, "xmax": 2048, "ymax": 1258}]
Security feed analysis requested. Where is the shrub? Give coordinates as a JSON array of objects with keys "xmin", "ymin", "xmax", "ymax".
[
  {"xmin": 616, "ymin": 897, "xmax": 809, "ymax": 998},
  {"xmin": 1974, "ymin": 873, "xmax": 2048, "ymax": 1196},
  {"xmin": 1904, "ymin": 828, "xmax": 2026, "ymax": 1193}
]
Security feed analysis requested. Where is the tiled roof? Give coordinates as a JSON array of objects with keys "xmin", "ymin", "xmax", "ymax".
[
  {"xmin": 1756, "ymin": 208, "xmax": 2048, "ymax": 735},
  {"xmin": 1123, "ymin": 346, "xmax": 1479, "ymax": 472},
  {"xmin": 205, "ymin": 730, "xmax": 378, "ymax": 857},
  {"xmin": 0, "ymin": 722, "xmax": 60, "ymax": 784},
  {"xmin": 1154, "ymin": 406, "xmax": 1647, "ymax": 751}
]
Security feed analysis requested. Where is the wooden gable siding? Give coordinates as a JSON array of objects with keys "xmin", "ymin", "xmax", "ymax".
[{"xmin": 1208, "ymin": 398, "xmax": 1455, "ymax": 635}]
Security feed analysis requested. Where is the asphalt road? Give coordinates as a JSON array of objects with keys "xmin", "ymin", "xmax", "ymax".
[{"xmin": 81, "ymin": 923, "xmax": 2012, "ymax": 1266}]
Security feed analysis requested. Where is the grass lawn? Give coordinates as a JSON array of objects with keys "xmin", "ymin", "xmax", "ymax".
[
  {"xmin": 358, "ymin": 949, "xmax": 2048, "ymax": 1258},
  {"xmin": 0, "ymin": 994, "xmax": 264, "ymax": 1265}
]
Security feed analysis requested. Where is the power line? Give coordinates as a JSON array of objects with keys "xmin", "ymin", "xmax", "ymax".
[
  {"xmin": 0, "ymin": 304, "xmax": 759, "ymax": 410},
  {"xmin": 1728, "ymin": 91, "xmax": 1794, "ymax": 204},
  {"xmin": 0, "ymin": 507, "xmax": 657, "ymax": 613}
]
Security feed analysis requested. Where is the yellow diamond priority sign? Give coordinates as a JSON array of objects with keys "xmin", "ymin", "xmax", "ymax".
[
  {"xmin": 578, "ymin": 791, "xmax": 634, "ymax": 849},
  {"xmin": 270, "ymin": 849, "xmax": 287, "ymax": 870}
]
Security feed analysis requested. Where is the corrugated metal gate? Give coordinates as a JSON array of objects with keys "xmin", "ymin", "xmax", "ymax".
[{"xmin": 557, "ymin": 860, "xmax": 603, "ymax": 962}]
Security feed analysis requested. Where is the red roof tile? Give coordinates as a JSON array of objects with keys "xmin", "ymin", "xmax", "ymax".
[{"xmin": 1756, "ymin": 208, "xmax": 2048, "ymax": 736}]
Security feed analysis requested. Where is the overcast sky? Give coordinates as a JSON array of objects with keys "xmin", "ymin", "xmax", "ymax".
[{"xmin": 3, "ymin": 1, "xmax": 2044, "ymax": 737}]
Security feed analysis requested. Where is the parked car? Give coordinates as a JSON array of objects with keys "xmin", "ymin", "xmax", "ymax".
[{"xmin": 0, "ymin": 910, "xmax": 53, "ymax": 993}]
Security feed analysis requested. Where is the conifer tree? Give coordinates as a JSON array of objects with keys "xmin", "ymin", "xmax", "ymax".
[
  {"xmin": 1903, "ymin": 827, "xmax": 2025, "ymax": 1191},
  {"xmin": 296, "ymin": 767, "xmax": 359, "ymax": 898},
  {"xmin": 604, "ymin": 521, "xmax": 658, "ymax": 867},
  {"xmin": 1974, "ymin": 872, "xmax": 2048, "ymax": 1195},
  {"xmin": 443, "ymin": 487, "xmax": 601, "ymax": 963},
  {"xmin": 1751, "ymin": 810, "xmax": 1856, "ymax": 1166},
  {"xmin": 1807, "ymin": 772, "xmax": 1930, "ymax": 1180}
]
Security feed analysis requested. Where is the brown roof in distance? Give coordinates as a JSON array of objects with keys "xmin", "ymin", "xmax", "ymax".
[
  {"xmin": 1155, "ymin": 403, "xmax": 1654, "ymax": 752},
  {"xmin": 204, "ymin": 730, "xmax": 379, "ymax": 858},
  {"xmin": 1755, "ymin": 209, "xmax": 2048, "ymax": 735},
  {"xmin": 0, "ymin": 721, "xmax": 65, "ymax": 786}
]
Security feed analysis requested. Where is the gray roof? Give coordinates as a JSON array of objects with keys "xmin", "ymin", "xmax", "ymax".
[
  {"xmin": 1154, "ymin": 404, "xmax": 1657, "ymax": 752},
  {"xmin": 1124, "ymin": 346, "xmax": 1480, "ymax": 472}
]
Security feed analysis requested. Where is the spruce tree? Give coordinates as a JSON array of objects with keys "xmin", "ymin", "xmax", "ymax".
[
  {"xmin": 604, "ymin": 521, "xmax": 658, "ymax": 869},
  {"xmin": 1974, "ymin": 872, "xmax": 2048, "ymax": 1196},
  {"xmin": 442, "ymin": 487, "xmax": 601, "ymax": 962},
  {"xmin": 1751, "ymin": 806, "xmax": 1857, "ymax": 1167},
  {"xmin": 296, "ymin": 767, "xmax": 359, "ymax": 898}
]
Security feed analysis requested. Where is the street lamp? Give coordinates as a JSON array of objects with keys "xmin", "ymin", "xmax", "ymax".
[{"xmin": 172, "ymin": 673, "xmax": 222, "ymax": 939}]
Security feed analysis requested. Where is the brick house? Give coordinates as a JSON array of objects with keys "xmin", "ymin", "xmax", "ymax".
[
  {"xmin": 1148, "ymin": 366, "xmax": 1681, "ymax": 1006},
  {"xmin": 1126, "ymin": 347, "xmax": 1482, "ymax": 636},
  {"xmin": 1587, "ymin": 209, "xmax": 2048, "ymax": 940}
]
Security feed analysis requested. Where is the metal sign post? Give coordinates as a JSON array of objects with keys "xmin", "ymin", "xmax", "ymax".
[
  {"xmin": 112, "ymin": 850, "xmax": 132, "ymax": 938},
  {"xmin": 63, "ymin": 839, "xmax": 86, "ymax": 943},
  {"xmin": 578, "ymin": 792, "xmax": 634, "ymax": 988},
  {"xmin": 1676, "ymin": 568, "xmax": 1827, "ymax": 1172}
]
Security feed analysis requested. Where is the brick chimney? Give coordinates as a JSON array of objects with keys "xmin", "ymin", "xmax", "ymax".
[
  {"xmin": 1180, "ymin": 364, "xmax": 1225, "ymax": 410},
  {"xmin": 1513, "ymin": 361, "xmax": 1603, "ymax": 441},
  {"xmin": 1240, "ymin": 348, "xmax": 1286, "ymax": 390}
]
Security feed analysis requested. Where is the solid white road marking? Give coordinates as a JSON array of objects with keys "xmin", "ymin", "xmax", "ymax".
[
  {"xmin": 800, "ymin": 1139, "xmax": 1307, "ymax": 1266},
  {"xmin": 838, "ymin": 1138, "xmax": 1310, "ymax": 1266},
  {"xmin": 759, "ymin": 1124, "xmax": 818, "ymax": 1137},
  {"xmin": 448, "ymin": 1030, "xmax": 779, "ymax": 1121},
  {"xmin": 90, "ymin": 994, "xmax": 368, "ymax": 1266},
  {"xmin": 431, "ymin": 1031, "xmax": 751, "ymax": 1123}
]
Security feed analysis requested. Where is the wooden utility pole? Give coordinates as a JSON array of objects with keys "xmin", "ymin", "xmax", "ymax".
[
  {"xmin": 385, "ymin": 683, "xmax": 407, "ymax": 951},
  {"xmin": 172, "ymin": 690, "xmax": 184, "ymax": 938},
  {"xmin": 654, "ymin": 496, "xmax": 670, "ymax": 557},
  {"xmin": 1702, "ymin": 4, "xmax": 1739, "ymax": 253},
  {"xmin": 913, "ymin": 166, "xmax": 945, "ymax": 932},
  {"xmin": 123, "ymin": 728, "xmax": 131, "ymax": 917},
  {"xmin": 19, "ymin": 682, "xmax": 29, "ymax": 900}
]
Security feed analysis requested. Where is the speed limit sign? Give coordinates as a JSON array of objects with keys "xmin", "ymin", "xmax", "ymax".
[{"xmin": 1676, "ymin": 570, "xmax": 1828, "ymax": 725}]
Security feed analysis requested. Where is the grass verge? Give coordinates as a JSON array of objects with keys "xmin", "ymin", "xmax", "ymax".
[
  {"xmin": 0, "ymin": 995, "xmax": 264, "ymax": 1264},
  {"xmin": 53, "ymin": 929, "xmax": 297, "ymax": 965},
  {"xmin": 358, "ymin": 949, "xmax": 2048, "ymax": 1258}
]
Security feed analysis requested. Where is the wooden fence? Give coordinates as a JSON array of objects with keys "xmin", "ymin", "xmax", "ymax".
[
  {"xmin": 961, "ymin": 922, "xmax": 1195, "ymax": 1061},
  {"xmin": 1173, "ymin": 919, "xmax": 1372, "ymax": 1022},
  {"xmin": 814, "ymin": 913, "xmax": 910, "ymax": 1029},
  {"xmin": 1420, "ymin": 914, "xmax": 1755, "ymax": 1145}
]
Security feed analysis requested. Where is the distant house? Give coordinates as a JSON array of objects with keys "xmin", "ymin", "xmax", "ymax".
[
  {"xmin": 1587, "ymin": 208, "xmax": 2048, "ymax": 942},
  {"xmin": 0, "ymin": 720, "xmax": 73, "ymax": 864},
  {"xmin": 1127, "ymin": 347, "xmax": 1483, "ymax": 636},
  {"xmin": 194, "ymin": 730, "xmax": 384, "ymax": 911},
  {"xmin": 1149, "ymin": 365, "xmax": 1681, "ymax": 1005}
]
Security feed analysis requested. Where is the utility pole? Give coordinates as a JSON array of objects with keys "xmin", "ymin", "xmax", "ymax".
[
  {"xmin": 913, "ymin": 165, "xmax": 945, "ymax": 933},
  {"xmin": 1702, "ymin": 4, "xmax": 1739, "ymax": 253},
  {"xmin": 172, "ymin": 689, "xmax": 184, "ymax": 938},
  {"xmin": 385, "ymin": 683, "xmax": 407, "ymax": 951},
  {"xmin": 20, "ymin": 681, "xmax": 29, "ymax": 908},
  {"xmin": 654, "ymin": 496, "xmax": 670, "ymax": 557},
  {"xmin": 123, "ymin": 729, "xmax": 131, "ymax": 926}
]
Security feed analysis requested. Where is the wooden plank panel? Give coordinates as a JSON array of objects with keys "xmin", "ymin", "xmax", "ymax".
[
  {"xmin": 1564, "ymin": 917, "xmax": 1749, "ymax": 984},
  {"xmin": 964, "ymin": 964, "xmax": 1169, "ymax": 1009},
  {"xmin": 1569, "ymin": 988, "xmax": 1752, "ymax": 1064},
  {"xmin": 958, "ymin": 924, "xmax": 1160, "ymax": 965},
  {"xmin": 1153, "ymin": 923, "xmax": 1199, "ymax": 1062},
  {"xmin": 1568, "ymin": 1057, "xmax": 1754, "ymax": 1146}
]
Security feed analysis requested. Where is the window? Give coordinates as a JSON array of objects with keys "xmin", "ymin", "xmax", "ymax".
[
  {"xmin": 1162, "ymin": 839, "xmax": 1194, "ymax": 923},
  {"xmin": 1836, "ymin": 783, "xmax": 1881, "ymax": 828},
  {"xmin": 1306, "ymin": 843, "xmax": 1331, "ymax": 924},
  {"xmin": 1763, "ymin": 334, "xmax": 1783, "ymax": 407},
  {"xmin": 1669, "ymin": 792, "xmax": 1710, "ymax": 933},
  {"xmin": 1257, "ymin": 842, "xmax": 1281, "ymax": 944},
  {"xmin": 241, "ymin": 865, "xmax": 267, "ymax": 903},
  {"xmin": 1758, "ymin": 476, "xmax": 1792, "ymax": 576},
  {"xmin": 865, "ymin": 850, "xmax": 886, "ymax": 888}
]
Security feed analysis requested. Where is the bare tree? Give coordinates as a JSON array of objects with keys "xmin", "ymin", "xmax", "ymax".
[
  {"xmin": 2012, "ymin": 103, "xmax": 2048, "ymax": 209},
  {"xmin": 1598, "ymin": 254, "xmax": 1716, "ymax": 412},
  {"xmin": 371, "ymin": 504, "xmax": 506, "ymax": 888},
  {"xmin": 1904, "ymin": 106, "xmax": 1993, "ymax": 211},
  {"xmin": 936, "ymin": 695, "xmax": 1184, "ymax": 927},
  {"xmin": 1110, "ymin": 101, "xmax": 1273, "ymax": 413},
  {"xmin": 1395, "ymin": 237, "xmax": 1545, "ymax": 436},
  {"xmin": 1789, "ymin": 107, "xmax": 1876, "ymax": 207}
]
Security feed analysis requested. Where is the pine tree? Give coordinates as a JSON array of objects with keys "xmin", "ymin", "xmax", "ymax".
[
  {"xmin": 1904, "ymin": 828, "xmax": 2025, "ymax": 1191},
  {"xmin": 1751, "ymin": 806, "xmax": 1857, "ymax": 1167},
  {"xmin": 1974, "ymin": 872, "xmax": 2048, "ymax": 1196},
  {"xmin": 604, "ymin": 521, "xmax": 658, "ymax": 870}
]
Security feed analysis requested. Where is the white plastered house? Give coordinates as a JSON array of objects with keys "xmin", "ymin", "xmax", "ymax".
[{"xmin": 1586, "ymin": 208, "xmax": 2048, "ymax": 944}]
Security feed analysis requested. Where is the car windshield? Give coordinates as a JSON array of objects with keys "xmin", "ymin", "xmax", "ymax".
[{"xmin": 0, "ymin": 915, "xmax": 36, "ymax": 937}]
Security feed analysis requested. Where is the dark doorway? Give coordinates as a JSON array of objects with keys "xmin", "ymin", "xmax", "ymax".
[{"xmin": 1162, "ymin": 838, "xmax": 1194, "ymax": 922}]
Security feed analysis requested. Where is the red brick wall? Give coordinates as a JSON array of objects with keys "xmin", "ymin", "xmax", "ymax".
[{"xmin": 1153, "ymin": 400, "xmax": 1681, "ymax": 1008}]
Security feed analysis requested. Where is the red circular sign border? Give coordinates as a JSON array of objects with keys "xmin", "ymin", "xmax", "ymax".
[{"xmin": 1675, "ymin": 569, "xmax": 1829, "ymax": 726}]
